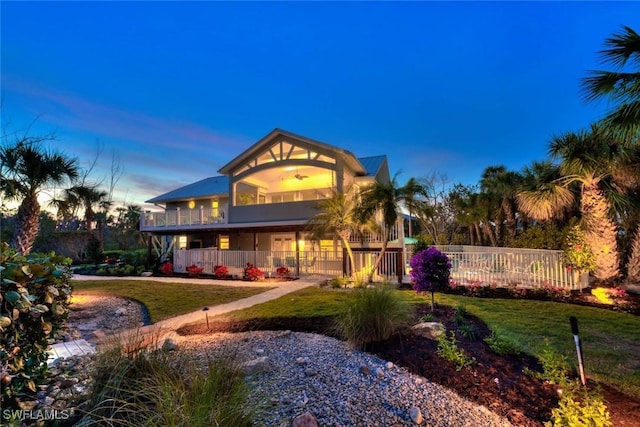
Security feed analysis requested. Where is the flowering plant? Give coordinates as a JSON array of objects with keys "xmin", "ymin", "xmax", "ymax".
[
  {"xmin": 186, "ymin": 264, "xmax": 204, "ymax": 277},
  {"xmin": 563, "ymin": 225, "xmax": 596, "ymax": 273},
  {"xmin": 410, "ymin": 247, "xmax": 451, "ymax": 310},
  {"xmin": 243, "ymin": 262, "xmax": 265, "ymax": 281},
  {"xmin": 159, "ymin": 261, "xmax": 173, "ymax": 275},
  {"xmin": 214, "ymin": 265, "xmax": 229, "ymax": 279},
  {"xmin": 276, "ymin": 265, "xmax": 290, "ymax": 278}
]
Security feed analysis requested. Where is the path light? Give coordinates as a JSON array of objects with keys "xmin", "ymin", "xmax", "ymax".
[{"xmin": 203, "ymin": 306, "xmax": 209, "ymax": 330}]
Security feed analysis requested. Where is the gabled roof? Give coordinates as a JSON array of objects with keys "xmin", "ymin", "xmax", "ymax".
[
  {"xmin": 146, "ymin": 176, "xmax": 228, "ymax": 204},
  {"xmin": 218, "ymin": 128, "xmax": 366, "ymax": 175},
  {"xmin": 358, "ymin": 155, "xmax": 387, "ymax": 177}
]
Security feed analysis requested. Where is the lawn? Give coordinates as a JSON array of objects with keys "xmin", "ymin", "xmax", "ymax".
[
  {"xmin": 72, "ymin": 280, "xmax": 272, "ymax": 322},
  {"xmin": 213, "ymin": 286, "xmax": 640, "ymax": 399}
]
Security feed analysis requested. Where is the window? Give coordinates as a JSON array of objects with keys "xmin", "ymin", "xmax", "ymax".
[{"xmin": 219, "ymin": 235, "xmax": 229, "ymax": 250}]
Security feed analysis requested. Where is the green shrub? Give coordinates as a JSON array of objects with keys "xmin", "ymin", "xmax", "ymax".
[
  {"xmin": 458, "ymin": 323, "xmax": 478, "ymax": 340},
  {"xmin": 547, "ymin": 381, "xmax": 612, "ymax": 427},
  {"xmin": 536, "ymin": 340, "xmax": 571, "ymax": 385},
  {"xmin": 84, "ymin": 235, "xmax": 104, "ymax": 264},
  {"xmin": 437, "ymin": 331, "xmax": 474, "ymax": 371},
  {"xmin": 328, "ymin": 277, "xmax": 348, "ymax": 288},
  {"xmin": 420, "ymin": 313, "xmax": 434, "ymax": 322},
  {"xmin": 484, "ymin": 330, "xmax": 521, "ymax": 356},
  {"xmin": 85, "ymin": 331, "xmax": 252, "ymax": 426},
  {"xmin": 454, "ymin": 304, "xmax": 468, "ymax": 326},
  {"xmin": 334, "ymin": 285, "xmax": 410, "ymax": 349},
  {"xmin": 0, "ymin": 243, "xmax": 73, "ymax": 411},
  {"xmin": 119, "ymin": 249, "xmax": 148, "ymax": 267}
]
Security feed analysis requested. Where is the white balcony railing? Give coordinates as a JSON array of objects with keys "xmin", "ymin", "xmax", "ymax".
[{"xmin": 141, "ymin": 206, "xmax": 227, "ymax": 230}]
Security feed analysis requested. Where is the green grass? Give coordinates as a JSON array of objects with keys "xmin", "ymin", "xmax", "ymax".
[
  {"xmin": 210, "ymin": 286, "xmax": 356, "ymax": 320},
  {"xmin": 213, "ymin": 286, "xmax": 640, "ymax": 399},
  {"xmin": 72, "ymin": 280, "xmax": 271, "ymax": 322},
  {"xmin": 414, "ymin": 291, "xmax": 640, "ymax": 399}
]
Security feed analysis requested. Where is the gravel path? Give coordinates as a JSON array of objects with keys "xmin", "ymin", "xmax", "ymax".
[
  {"xmin": 177, "ymin": 331, "xmax": 513, "ymax": 426},
  {"xmin": 64, "ymin": 292, "xmax": 513, "ymax": 426}
]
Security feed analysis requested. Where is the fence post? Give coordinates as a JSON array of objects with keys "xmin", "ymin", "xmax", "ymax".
[{"xmin": 396, "ymin": 248, "xmax": 403, "ymax": 285}]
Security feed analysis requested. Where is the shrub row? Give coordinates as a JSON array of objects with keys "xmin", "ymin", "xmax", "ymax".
[{"xmin": 0, "ymin": 243, "xmax": 73, "ymax": 413}]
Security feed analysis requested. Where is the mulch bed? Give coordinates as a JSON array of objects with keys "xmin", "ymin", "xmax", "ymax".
[{"xmin": 178, "ymin": 294, "xmax": 640, "ymax": 427}]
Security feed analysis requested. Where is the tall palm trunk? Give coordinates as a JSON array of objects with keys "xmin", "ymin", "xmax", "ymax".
[
  {"xmin": 581, "ymin": 184, "xmax": 620, "ymax": 281},
  {"xmin": 12, "ymin": 195, "xmax": 41, "ymax": 254},
  {"xmin": 503, "ymin": 200, "xmax": 517, "ymax": 246},
  {"xmin": 337, "ymin": 228, "xmax": 356, "ymax": 278},
  {"xmin": 367, "ymin": 226, "xmax": 391, "ymax": 282},
  {"xmin": 627, "ymin": 228, "xmax": 640, "ymax": 283}
]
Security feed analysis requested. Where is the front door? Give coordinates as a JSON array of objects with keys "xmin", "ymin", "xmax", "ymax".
[{"xmin": 271, "ymin": 233, "xmax": 295, "ymax": 252}]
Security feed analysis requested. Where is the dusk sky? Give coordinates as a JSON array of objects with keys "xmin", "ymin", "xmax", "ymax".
[{"xmin": 2, "ymin": 1, "xmax": 638, "ymax": 211}]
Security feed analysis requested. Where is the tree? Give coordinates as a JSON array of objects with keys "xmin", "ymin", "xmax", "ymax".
[
  {"xmin": 410, "ymin": 247, "xmax": 451, "ymax": 311},
  {"xmin": 627, "ymin": 227, "xmax": 640, "ymax": 283},
  {"xmin": 307, "ymin": 187, "xmax": 360, "ymax": 277},
  {"xmin": 402, "ymin": 177, "xmax": 428, "ymax": 237},
  {"xmin": 582, "ymin": 26, "xmax": 640, "ymax": 139},
  {"xmin": 516, "ymin": 125, "xmax": 639, "ymax": 282},
  {"xmin": 0, "ymin": 137, "xmax": 79, "ymax": 254},
  {"xmin": 355, "ymin": 176, "xmax": 419, "ymax": 282},
  {"xmin": 480, "ymin": 165, "xmax": 523, "ymax": 246}
]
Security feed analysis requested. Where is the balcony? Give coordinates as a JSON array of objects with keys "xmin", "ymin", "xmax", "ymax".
[{"xmin": 141, "ymin": 206, "xmax": 227, "ymax": 231}]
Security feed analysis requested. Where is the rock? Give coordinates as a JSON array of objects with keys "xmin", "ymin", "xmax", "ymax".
[
  {"xmin": 243, "ymin": 356, "xmax": 269, "ymax": 374},
  {"xmin": 141, "ymin": 271, "xmax": 153, "ymax": 277},
  {"xmin": 304, "ymin": 368, "xmax": 318, "ymax": 377},
  {"xmin": 296, "ymin": 356, "xmax": 310, "ymax": 365},
  {"xmin": 256, "ymin": 348, "xmax": 265, "ymax": 355},
  {"xmin": 415, "ymin": 377, "xmax": 423, "ymax": 385},
  {"xmin": 359, "ymin": 365, "xmax": 370, "ymax": 375},
  {"xmin": 375, "ymin": 367, "xmax": 384, "ymax": 378},
  {"xmin": 290, "ymin": 412, "xmax": 319, "ymax": 427},
  {"xmin": 115, "ymin": 308, "xmax": 127, "ymax": 316},
  {"xmin": 411, "ymin": 322, "xmax": 446, "ymax": 340},
  {"xmin": 386, "ymin": 361, "xmax": 394, "ymax": 369},
  {"xmin": 161, "ymin": 338, "xmax": 178, "ymax": 352},
  {"xmin": 409, "ymin": 406, "xmax": 424, "ymax": 424}
]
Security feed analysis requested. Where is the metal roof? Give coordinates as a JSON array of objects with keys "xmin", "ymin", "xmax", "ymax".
[
  {"xmin": 358, "ymin": 155, "xmax": 386, "ymax": 176},
  {"xmin": 146, "ymin": 176, "xmax": 228, "ymax": 204}
]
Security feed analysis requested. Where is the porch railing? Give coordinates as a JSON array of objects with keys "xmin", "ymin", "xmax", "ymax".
[
  {"xmin": 141, "ymin": 207, "xmax": 227, "ymax": 229},
  {"xmin": 174, "ymin": 249, "xmax": 343, "ymax": 278}
]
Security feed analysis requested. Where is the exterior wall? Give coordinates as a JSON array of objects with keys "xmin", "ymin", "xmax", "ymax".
[{"xmin": 229, "ymin": 201, "xmax": 318, "ymax": 223}]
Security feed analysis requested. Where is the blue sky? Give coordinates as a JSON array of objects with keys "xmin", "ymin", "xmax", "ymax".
[{"xmin": 1, "ymin": 1, "xmax": 637, "ymax": 211}]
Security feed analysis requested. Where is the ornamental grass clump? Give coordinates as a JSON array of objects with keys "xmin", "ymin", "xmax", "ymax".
[
  {"xmin": 334, "ymin": 284, "xmax": 410, "ymax": 350},
  {"xmin": 410, "ymin": 247, "xmax": 452, "ymax": 311}
]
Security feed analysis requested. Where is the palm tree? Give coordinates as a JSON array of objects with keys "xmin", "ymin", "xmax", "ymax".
[
  {"xmin": 355, "ymin": 176, "xmax": 418, "ymax": 282},
  {"xmin": 0, "ymin": 139, "xmax": 79, "ymax": 254},
  {"xmin": 480, "ymin": 166, "xmax": 523, "ymax": 246},
  {"xmin": 516, "ymin": 125, "xmax": 639, "ymax": 281},
  {"xmin": 64, "ymin": 184, "xmax": 109, "ymax": 230},
  {"xmin": 307, "ymin": 187, "xmax": 360, "ymax": 277},
  {"xmin": 402, "ymin": 177, "xmax": 428, "ymax": 238},
  {"xmin": 517, "ymin": 161, "xmax": 577, "ymax": 228},
  {"xmin": 582, "ymin": 26, "xmax": 640, "ymax": 138}
]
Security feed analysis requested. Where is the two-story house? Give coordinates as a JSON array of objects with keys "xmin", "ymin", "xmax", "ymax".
[{"xmin": 141, "ymin": 128, "xmax": 406, "ymax": 280}]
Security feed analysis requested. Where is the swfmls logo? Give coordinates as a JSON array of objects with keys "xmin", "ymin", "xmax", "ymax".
[{"xmin": 1, "ymin": 409, "xmax": 71, "ymax": 421}]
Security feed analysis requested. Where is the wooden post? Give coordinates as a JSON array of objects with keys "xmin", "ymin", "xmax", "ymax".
[{"xmin": 396, "ymin": 248, "xmax": 403, "ymax": 285}]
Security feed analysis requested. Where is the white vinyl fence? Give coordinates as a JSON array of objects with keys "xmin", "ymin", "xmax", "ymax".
[
  {"xmin": 174, "ymin": 249, "xmax": 343, "ymax": 278},
  {"xmin": 173, "ymin": 245, "xmax": 585, "ymax": 290}
]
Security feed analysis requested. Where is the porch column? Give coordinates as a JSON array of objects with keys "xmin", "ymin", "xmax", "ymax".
[
  {"xmin": 176, "ymin": 207, "xmax": 181, "ymax": 225},
  {"xmin": 295, "ymin": 231, "xmax": 300, "ymax": 277}
]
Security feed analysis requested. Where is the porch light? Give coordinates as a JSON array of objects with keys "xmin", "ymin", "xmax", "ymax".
[{"xmin": 188, "ymin": 201, "xmax": 195, "ymax": 209}]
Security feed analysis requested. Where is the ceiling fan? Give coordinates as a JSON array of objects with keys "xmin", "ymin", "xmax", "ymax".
[{"xmin": 294, "ymin": 168, "xmax": 309, "ymax": 180}]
